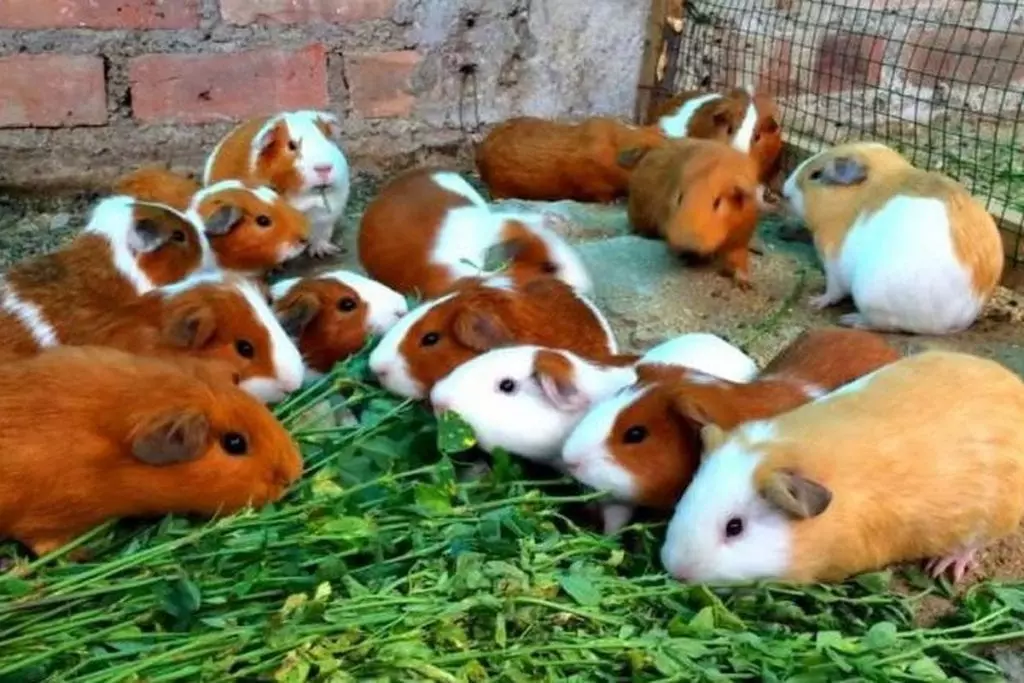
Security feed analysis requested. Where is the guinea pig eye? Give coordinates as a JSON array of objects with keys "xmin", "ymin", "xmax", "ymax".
[
  {"xmin": 726, "ymin": 126, "xmax": 735, "ymax": 136},
  {"xmin": 221, "ymin": 432, "xmax": 248, "ymax": 456},
  {"xmin": 255, "ymin": 215, "xmax": 272, "ymax": 228},
  {"xmin": 337, "ymin": 297, "xmax": 358, "ymax": 312},
  {"xmin": 421, "ymin": 332, "xmax": 441, "ymax": 347},
  {"xmin": 753, "ymin": 132, "xmax": 762, "ymax": 143},
  {"xmin": 498, "ymin": 378, "xmax": 517, "ymax": 394},
  {"xmin": 713, "ymin": 196, "xmax": 723, "ymax": 211},
  {"xmin": 235, "ymin": 339, "xmax": 255, "ymax": 359},
  {"xmin": 171, "ymin": 230, "xmax": 187, "ymax": 243},
  {"xmin": 623, "ymin": 425, "xmax": 648, "ymax": 444},
  {"xmin": 725, "ymin": 517, "xmax": 744, "ymax": 539},
  {"xmin": 287, "ymin": 140, "xmax": 298, "ymax": 152},
  {"xmin": 809, "ymin": 169, "xmax": 823, "ymax": 181},
  {"xmin": 540, "ymin": 261, "xmax": 558, "ymax": 274}
]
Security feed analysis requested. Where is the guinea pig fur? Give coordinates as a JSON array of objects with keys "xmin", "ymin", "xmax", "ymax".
[
  {"xmin": 0, "ymin": 196, "xmax": 214, "ymax": 360},
  {"xmin": 560, "ymin": 327, "xmax": 899, "ymax": 524},
  {"xmin": 781, "ymin": 142, "xmax": 1004, "ymax": 335},
  {"xmin": 369, "ymin": 275, "xmax": 618, "ymax": 400},
  {"xmin": 270, "ymin": 269, "xmax": 409, "ymax": 379},
  {"xmin": 627, "ymin": 138, "xmax": 761, "ymax": 287},
  {"xmin": 659, "ymin": 350, "xmax": 1024, "ymax": 585},
  {"xmin": 0, "ymin": 345, "xmax": 302, "ymax": 557},
  {"xmin": 358, "ymin": 167, "xmax": 592, "ymax": 299},
  {"xmin": 204, "ymin": 110, "xmax": 350, "ymax": 259},
  {"xmin": 475, "ymin": 116, "xmax": 669, "ymax": 204},
  {"xmin": 116, "ymin": 166, "xmax": 311, "ymax": 275}
]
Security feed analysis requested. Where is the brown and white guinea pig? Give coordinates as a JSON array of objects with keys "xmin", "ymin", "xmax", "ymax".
[
  {"xmin": 781, "ymin": 142, "xmax": 1004, "ymax": 335},
  {"xmin": 0, "ymin": 345, "xmax": 302, "ymax": 557},
  {"xmin": 475, "ymin": 116, "xmax": 670, "ymax": 204},
  {"xmin": 0, "ymin": 196, "xmax": 213, "ymax": 360},
  {"xmin": 659, "ymin": 350, "xmax": 1024, "ymax": 585},
  {"xmin": 203, "ymin": 110, "xmax": 349, "ymax": 259},
  {"xmin": 115, "ymin": 165, "xmax": 310, "ymax": 275},
  {"xmin": 559, "ymin": 328, "xmax": 900, "ymax": 528},
  {"xmin": 270, "ymin": 269, "xmax": 409, "ymax": 379},
  {"xmin": 358, "ymin": 167, "xmax": 592, "ymax": 299},
  {"xmin": 627, "ymin": 138, "xmax": 761, "ymax": 288},
  {"xmin": 648, "ymin": 86, "xmax": 783, "ymax": 185},
  {"xmin": 368, "ymin": 275, "xmax": 618, "ymax": 400}
]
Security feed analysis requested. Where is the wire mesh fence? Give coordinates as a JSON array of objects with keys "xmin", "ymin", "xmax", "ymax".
[{"xmin": 637, "ymin": 0, "xmax": 1024, "ymax": 278}]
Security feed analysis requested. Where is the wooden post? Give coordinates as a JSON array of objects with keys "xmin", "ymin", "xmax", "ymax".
[{"xmin": 634, "ymin": 0, "xmax": 668, "ymax": 124}]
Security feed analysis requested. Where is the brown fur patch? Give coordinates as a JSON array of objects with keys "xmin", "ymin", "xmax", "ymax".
[
  {"xmin": 0, "ymin": 345, "xmax": 301, "ymax": 557},
  {"xmin": 113, "ymin": 165, "xmax": 201, "ymax": 210},
  {"xmin": 206, "ymin": 116, "xmax": 304, "ymax": 198},
  {"xmin": 131, "ymin": 203, "xmax": 208, "ymax": 286}
]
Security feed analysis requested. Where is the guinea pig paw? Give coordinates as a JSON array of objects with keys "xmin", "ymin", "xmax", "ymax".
[
  {"xmin": 306, "ymin": 240, "xmax": 343, "ymax": 258},
  {"xmin": 925, "ymin": 548, "xmax": 980, "ymax": 584}
]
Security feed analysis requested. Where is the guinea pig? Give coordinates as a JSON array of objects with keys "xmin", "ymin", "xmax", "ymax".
[
  {"xmin": 428, "ymin": 332, "xmax": 758, "ymax": 468},
  {"xmin": 0, "ymin": 195, "xmax": 213, "ymax": 361},
  {"xmin": 0, "ymin": 345, "xmax": 302, "ymax": 557},
  {"xmin": 270, "ymin": 269, "xmax": 409, "ymax": 379},
  {"xmin": 116, "ymin": 165, "xmax": 310, "ymax": 275},
  {"xmin": 627, "ymin": 138, "xmax": 761, "ymax": 288},
  {"xmin": 204, "ymin": 110, "xmax": 349, "ymax": 259},
  {"xmin": 781, "ymin": 142, "xmax": 1004, "ymax": 334},
  {"xmin": 475, "ymin": 116, "xmax": 670, "ymax": 204},
  {"xmin": 369, "ymin": 275, "xmax": 618, "ymax": 400},
  {"xmin": 358, "ymin": 167, "xmax": 592, "ymax": 299},
  {"xmin": 648, "ymin": 87, "xmax": 783, "ymax": 185},
  {"xmin": 560, "ymin": 328, "xmax": 900, "ymax": 529},
  {"xmin": 659, "ymin": 350, "xmax": 1024, "ymax": 585}
]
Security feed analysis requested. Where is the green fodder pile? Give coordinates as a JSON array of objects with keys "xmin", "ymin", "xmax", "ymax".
[{"xmin": 1, "ymin": 351, "xmax": 1023, "ymax": 682}]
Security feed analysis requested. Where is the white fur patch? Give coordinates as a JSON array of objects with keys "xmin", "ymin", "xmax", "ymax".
[
  {"xmin": 781, "ymin": 154, "xmax": 817, "ymax": 218},
  {"xmin": 253, "ymin": 186, "xmax": 280, "ymax": 204},
  {"xmin": 430, "ymin": 206, "xmax": 506, "ymax": 280},
  {"xmin": 0, "ymin": 278, "xmax": 59, "ymax": 348},
  {"xmin": 323, "ymin": 270, "xmax": 409, "ymax": 334},
  {"xmin": 369, "ymin": 294, "xmax": 455, "ymax": 399},
  {"xmin": 730, "ymin": 100, "xmax": 759, "ymax": 154},
  {"xmin": 191, "ymin": 179, "xmax": 247, "ymax": 208},
  {"xmin": 658, "ymin": 93, "xmax": 722, "ymax": 138},
  {"xmin": 83, "ymin": 196, "xmax": 157, "ymax": 294},
  {"xmin": 574, "ymin": 292, "xmax": 619, "ymax": 355},
  {"xmin": 430, "ymin": 171, "xmax": 488, "ymax": 207},
  {"xmin": 234, "ymin": 277, "xmax": 305, "ymax": 402},
  {"xmin": 640, "ymin": 333, "xmax": 759, "ymax": 383},
  {"xmin": 813, "ymin": 365, "xmax": 884, "ymax": 404}
]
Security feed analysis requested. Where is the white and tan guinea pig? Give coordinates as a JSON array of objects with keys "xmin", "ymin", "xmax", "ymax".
[
  {"xmin": 0, "ymin": 345, "xmax": 302, "ymax": 557},
  {"xmin": 626, "ymin": 138, "xmax": 762, "ymax": 288},
  {"xmin": 560, "ymin": 328, "xmax": 900, "ymax": 531},
  {"xmin": 369, "ymin": 275, "xmax": 618, "ymax": 400},
  {"xmin": 0, "ymin": 195, "xmax": 213, "ymax": 361},
  {"xmin": 115, "ymin": 165, "xmax": 310, "ymax": 275},
  {"xmin": 428, "ymin": 332, "xmax": 757, "ymax": 467},
  {"xmin": 204, "ymin": 110, "xmax": 349, "ymax": 259},
  {"xmin": 659, "ymin": 350, "xmax": 1024, "ymax": 585},
  {"xmin": 782, "ymin": 142, "xmax": 1004, "ymax": 334},
  {"xmin": 358, "ymin": 167, "xmax": 592, "ymax": 299},
  {"xmin": 270, "ymin": 269, "xmax": 409, "ymax": 379}
]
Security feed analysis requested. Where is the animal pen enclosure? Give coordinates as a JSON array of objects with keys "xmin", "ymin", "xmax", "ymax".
[{"xmin": 636, "ymin": 0, "xmax": 1024, "ymax": 288}]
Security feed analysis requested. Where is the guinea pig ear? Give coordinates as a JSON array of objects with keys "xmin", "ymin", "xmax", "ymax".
[
  {"xmin": 254, "ymin": 121, "xmax": 285, "ymax": 156},
  {"xmin": 452, "ymin": 307, "xmax": 514, "ymax": 352},
  {"xmin": 698, "ymin": 423, "xmax": 728, "ymax": 455},
  {"xmin": 204, "ymin": 205, "xmax": 246, "ymax": 237},
  {"xmin": 482, "ymin": 239, "xmax": 525, "ymax": 270},
  {"xmin": 616, "ymin": 147, "xmax": 648, "ymax": 169},
  {"xmin": 760, "ymin": 469, "xmax": 832, "ymax": 519},
  {"xmin": 274, "ymin": 291, "xmax": 321, "ymax": 337},
  {"xmin": 131, "ymin": 410, "xmax": 210, "ymax": 466},
  {"xmin": 130, "ymin": 218, "xmax": 169, "ymax": 253},
  {"xmin": 315, "ymin": 112, "xmax": 342, "ymax": 139},
  {"xmin": 163, "ymin": 303, "xmax": 218, "ymax": 350},
  {"xmin": 817, "ymin": 156, "xmax": 868, "ymax": 187}
]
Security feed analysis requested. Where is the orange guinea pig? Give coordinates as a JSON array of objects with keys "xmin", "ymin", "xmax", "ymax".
[
  {"xmin": 0, "ymin": 345, "xmax": 302, "ymax": 557},
  {"xmin": 358, "ymin": 167, "xmax": 592, "ymax": 299},
  {"xmin": 115, "ymin": 165, "xmax": 310, "ymax": 275},
  {"xmin": 475, "ymin": 116, "xmax": 669, "ymax": 204},
  {"xmin": 368, "ymin": 275, "xmax": 619, "ymax": 400},
  {"xmin": 559, "ymin": 328, "xmax": 900, "ymax": 527},
  {"xmin": 270, "ymin": 269, "xmax": 409, "ymax": 379},
  {"xmin": 626, "ymin": 138, "xmax": 761, "ymax": 288}
]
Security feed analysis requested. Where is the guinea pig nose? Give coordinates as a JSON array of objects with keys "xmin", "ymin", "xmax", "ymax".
[{"xmin": 313, "ymin": 164, "xmax": 333, "ymax": 178}]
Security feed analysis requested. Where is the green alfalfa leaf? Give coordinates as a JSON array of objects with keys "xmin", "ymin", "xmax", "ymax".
[
  {"xmin": 864, "ymin": 621, "xmax": 899, "ymax": 650},
  {"xmin": 907, "ymin": 656, "xmax": 950, "ymax": 680},
  {"xmin": 558, "ymin": 572, "xmax": 602, "ymax": 607},
  {"xmin": 414, "ymin": 483, "xmax": 453, "ymax": 515},
  {"xmin": 436, "ymin": 411, "xmax": 478, "ymax": 455}
]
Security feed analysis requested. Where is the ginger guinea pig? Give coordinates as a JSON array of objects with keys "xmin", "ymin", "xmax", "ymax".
[
  {"xmin": 358, "ymin": 168, "xmax": 592, "ymax": 299},
  {"xmin": 782, "ymin": 142, "xmax": 1004, "ymax": 335},
  {"xmin": 0, "ymin": 345, "xmax": 302, "ymax": 557},
  {"xmin": 369, "ymin": 275, "xmax": 618, "ymax": 400},
  {"xmin": 627, "ymin": 138, "xmax": 761, "ymax": 288},
  {"xmin": 475, "ymin": 116, "xmax": 668, "ymax": 204},
  {"xmin": 560, "ymin": 328, "xmax": 899, "ymax": 526},
  {"xmin": 428, "ymin": 332, "xmax": 758, "ymax": 467},
  {"xmin": 204, "ymin": 110, "xmax": 349, "ymax": 259},
  {"xmin": 660, "ymin": 350, "xmax": 1024, "ymax": 585},
  {"xmin": 271, "ymin": 269, "xmax": 408, "ymax": 379},
  {"xmin": 116, "ymin": 166, "xmax": 310, "ymax": 275}
]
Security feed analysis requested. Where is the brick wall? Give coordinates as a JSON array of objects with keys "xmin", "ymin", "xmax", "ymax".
[{"xmin": 0, "ymin": 0, "xmax": 649, "ymax": 190}]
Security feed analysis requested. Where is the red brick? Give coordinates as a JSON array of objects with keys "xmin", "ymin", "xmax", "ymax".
[
  {"xmin": 0, "ymin": 0, "xmax": 199, "ymax": 29},
  {"xmin": 129, "ymin": 45, "xmax": 329, "ymax": 124},
  {"xmin": 902, "ymin": 27, "xmax": 1024, "ymax": 89},
  {"xmin": 0, "ymin": 55, "xmax": 107, "ymax": 128},
  {"xmin": 219, "ymin": 0, "xmax": 395, "ymax": 25},
  {"xmin": 813, "ymin": 31, "xmax": 886, "ymax": 93},
  {"xmin": 347, "ymin": 51, "xmax": 421, "ymax": 119}
]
